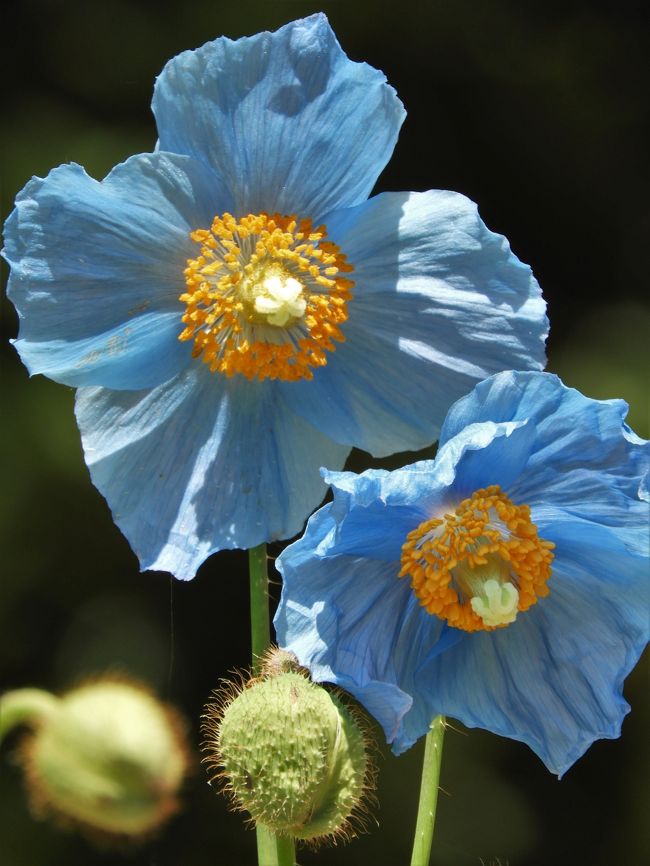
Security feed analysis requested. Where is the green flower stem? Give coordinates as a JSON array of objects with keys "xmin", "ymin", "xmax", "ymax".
[
  {"xmin": 0, "ymin": 688, "xmax": 59, "ymax": 741},
  {"xmin": 254, "ymin": 827, "xmax": 295, "ymax": 866},
  {"xmin": 249, "ymin": 544, "xmax": 271, "ymax": 674},
  {"xmin": 248, "ymin": 544, "xmax": 296, "ymax": 866},
  {"xmin": 255, "ymin": 825, "xmax": 280, "ymax": 866},
  {"xmin": 410, "ymin": 716, "xmax": 446, "ymax": 866},
  {"xmin": 275, "ymin": 833, "xmax": 296, "ymax": 866}
]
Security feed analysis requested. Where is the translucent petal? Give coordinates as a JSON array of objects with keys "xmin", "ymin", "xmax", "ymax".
[
  {"xmin": 152, "ymin": 14, "xmax": 405, "ymax": 219},
  {"xmin": 280, "ymin": 191, "xmax": 548, "ymax": 455},
  {"xmin": 276, "ymin": 371, "xmax": 648, "ymax": 770},
  {"xmin": 75, "ymin": 369, "xmax": 349, "ymax": 578},
  {"xmin": 4, "ymin": 152, "xmax": 232, "ymax": 388},
  {"xmin": 441, "ymin": 372, "xmax": 650, "ymax": 549},
  {"xmin": 275, "ymin": 513, "xmax": 458, "ymax": 748},
  {"xmin": 421, "ymin": 518, "xmax": 649, "ymax": 774}
]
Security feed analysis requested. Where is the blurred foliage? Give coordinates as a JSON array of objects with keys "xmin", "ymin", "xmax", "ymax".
[{"xmin": 1, "ymin": 1, "xmax": 648, "ymax": 865}]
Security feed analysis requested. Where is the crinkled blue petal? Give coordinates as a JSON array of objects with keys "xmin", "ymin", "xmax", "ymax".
[
  {"xmin": 4, "ymin": 152, "xmax": 233, "ymax": 389},
  {"xmin": 317, "ymin": 465, "xmax": 439, "ymax": 562},
  {"xmin": 275, "ymin": 510, "xmax": 462, "ymax": 748},
  {"xmin": 277, "ymin": 465, "xmax": 649, "ymax": 769},
  {"xmin": 442, "ymin": 371, "xmax": 650, "ymax": 551},
  {"xmin": 152, "ymin": 14, "xmax": 405, "ymax": 220},
  {"xmin": 75, "ymin": 369, "xmax": 349, "ymax": 578},
  {"xmin": 434, "ymin": 419, "xmax": 537, "ymax": 498},
  {"xmin": 317, "ymin": 418, "xmax": 535, "ymax": 561},
  {"xmin": 13, "ymin": 312, "xmax": 188, "ymax": 390},
  {"xmin": 276, "ymin": 371, "xmax": 648, "ymax": 771},
  {"xmin": 279, "ymin": 191, "xmax": 548, "ymax": 456},
  {"xmin": 420, "ymin": 518, "xmax": 649, "ymax": 775}
]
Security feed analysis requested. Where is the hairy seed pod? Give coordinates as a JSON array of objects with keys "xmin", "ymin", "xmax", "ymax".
[
  {"xmin": 203, "ymin": 654, "xmax": 373, "ymax": 844},
  {"xmin": 12, "ymin": 677, "xmax": 189, "ymax": 842}
]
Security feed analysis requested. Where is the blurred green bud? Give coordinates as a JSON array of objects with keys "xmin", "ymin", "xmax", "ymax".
[
  {"xmin": 1, "ymin": 676, "xmax": 189, "ymax": 842},
  {"xmin": 203, "ymin": 649, "xmax": 374, "ymax": 844}
]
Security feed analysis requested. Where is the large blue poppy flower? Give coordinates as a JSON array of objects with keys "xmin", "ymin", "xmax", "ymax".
[
  {"xmin": 3, "ymin": 15, "xmax": 548, "ymax": 579},
  {"xmin": 275, "ymin": 371, "xmax": 649, "ymax": 775}
]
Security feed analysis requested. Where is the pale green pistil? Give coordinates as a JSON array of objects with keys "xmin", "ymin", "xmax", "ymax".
[
  {"xmin": 470, "ymin": 579, "xmax": 519, "ymax": 627},
  {"xmin": 454, "ymin": 552, "xmax": 520, "ymax": 628},
  {"xmin": 253, "ymin": 273, "xmax": 307, "ymax": 326}
]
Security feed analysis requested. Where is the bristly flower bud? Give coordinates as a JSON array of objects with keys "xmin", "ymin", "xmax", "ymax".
[
  {"xmin": 203, "ymin": 649, "xmax": 374, "ymax": 845},
  {"xmin": 1, "ymin": 676, "xmax": 190, "ymax": 842}
]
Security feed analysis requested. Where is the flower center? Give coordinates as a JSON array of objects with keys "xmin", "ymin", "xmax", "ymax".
[
  {"xmin": 399, "ymin": 485, "xmax": 555, "ymax": 632},
  {"xmin": 179, "ymin": 213, "xmax": 354, "ymax": 381}
]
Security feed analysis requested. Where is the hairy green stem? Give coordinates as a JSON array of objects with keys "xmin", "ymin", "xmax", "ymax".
[
  {"xmin": 248, "ymin": 545, "xmax": 296, "ymax": 866},
  {"xmin": 410, "ymin": 716, "xmax": 446, "ymax": 866}
]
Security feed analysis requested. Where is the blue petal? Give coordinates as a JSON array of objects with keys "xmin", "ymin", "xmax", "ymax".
[
  {"xmin": 420, "ymin": 519, "xmax": 649, "ymax": 775},
  {"xmin": 152, "ymin": 14, "xmax": 405, "ymax": 220},
  {"xmin": 441, "ymin": 372, "xmax": 650, "ymax": 549},
  {"xmin": 279, "ymin": 191, "xmax": 548, "ymax": 456},
  {"xmin": 13, "ymin": 312, "xmax": 189, "ymax": 390},
  {"xmin": 319, "ymin": 465, "xmax": 439, "ymax": 561},
  {"xmin": 278, "ymin": 505, "xmax": 648, "ymax": 769},
  {"xmin": 75, "ymin": 369, "xmax": 350, "ymax": 578},
  {"xmin": 275, "ymin": 515, "xmax": 460, "ymax": 748},
  {"xmin": 277, "ymin": 370, "xmax": 648, "ymax": 771},
  {"xmin": 309, "ymin": 418, "xmax": 537, "ymax": 565},
  {"xmin": 434, "ymin": 419, "xmax": 537, "ymax": 497},
  {"xmin": 4, "ymin": 152, "xmax": 233, "ymax": 389}
]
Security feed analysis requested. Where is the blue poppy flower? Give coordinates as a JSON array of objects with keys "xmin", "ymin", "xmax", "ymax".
[
  {"xmin": 275, "ymin": 371, "xmax": 649, "ymax": 775},
  {"xmin": 3, "ymin": 15, "xmax": 548, "ymax": 579}
]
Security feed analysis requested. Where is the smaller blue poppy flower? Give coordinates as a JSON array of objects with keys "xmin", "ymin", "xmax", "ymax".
[{"xmin": 275, "ymin": 371, "xmax": 649, "ymax": 776}]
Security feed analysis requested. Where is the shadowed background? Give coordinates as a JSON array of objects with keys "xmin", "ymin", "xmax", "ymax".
[{"xmin": 1, "ymin": 1, "xmax": 648, "ymax": 864}]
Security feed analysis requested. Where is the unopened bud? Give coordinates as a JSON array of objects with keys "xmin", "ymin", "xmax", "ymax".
[
  {"xmin": 1, "ymin": 676, "xmax": 189, "ymax": 841},
  {"xmin": 203, "ymin": 650, "xmax": 374, "ymax": 844}
]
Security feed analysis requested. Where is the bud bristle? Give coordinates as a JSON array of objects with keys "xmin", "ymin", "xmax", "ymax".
[
  {"xmin": 202, "ymin": 657, "xmax": 375, "ymax": 846},
  {"xmin": 17, "ymin": 675, "xmax": 190, "ymax": 845}
]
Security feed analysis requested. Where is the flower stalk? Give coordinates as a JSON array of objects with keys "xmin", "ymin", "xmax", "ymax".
[
  {"xmin": 275, "ymin": 834, "xmax": 296, "ymax": 866},
  {"xmin": 247, "ymin": 544, "xmax": 296, "ymax": 866},
  {"xmin": 0, "ymin": 688, "xmax": 59, "ymax": 741},
  {"xmin": 248, "ymin": 544, "xmax": 271, "ymax": 674},
  {"xmin": 410, "ymin": 716, "xmax": 445, "ymax": 866}
]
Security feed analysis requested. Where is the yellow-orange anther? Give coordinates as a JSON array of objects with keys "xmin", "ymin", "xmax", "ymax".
[
  {"xmin": 399, "ymin": 485, "xmax": 555, "ymax": 632},
  {"xmin": 179, "ymin": 213, "xmax": 354, "ymax": 381}
]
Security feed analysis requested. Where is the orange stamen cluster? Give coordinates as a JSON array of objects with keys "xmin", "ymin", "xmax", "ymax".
[
  {"xmin": 179, "ymin": 213, "xmax": 354, "ymax": 381},
  {"xmin": 399, "ymin": 485, "xmax": 555, "ymax": 632}
]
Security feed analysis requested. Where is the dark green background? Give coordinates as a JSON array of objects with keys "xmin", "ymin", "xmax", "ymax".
[{"xmin": 1, "ymin": 1, "xmax": 648, "ymax": 864}]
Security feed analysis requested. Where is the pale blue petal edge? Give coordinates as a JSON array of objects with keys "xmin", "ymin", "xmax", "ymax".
[
  {"xmin": 418, "ymin": 516, "xmax": 649, "ymax": 774},
  {"xmin": 3, "ymin": 152, "xmax": 233, "ymax": 389},
  {"xmin": 275, "ymin": 508, "xmax": 462, "ymax": 748},
  {"xmin": 75, "ymin": 369, "xmax": 350, "ymax": 578},
  {"xmin": 441, "ymin": 371, "xmax": 650, "ymax": 551},
  {"xmin": 152, "ymin": 13, "xmax": 405, "ymax": 220},
  {"xmin": 279, "ymin": 190, "xmax": 548, "ymax": 456}
]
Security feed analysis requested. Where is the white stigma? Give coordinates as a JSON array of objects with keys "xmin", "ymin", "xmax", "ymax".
[
  {"xmin": 470, "ymin": 579, "xmax": 519, "ymax": 627},
  {"xmin": 254, "ymin": 274, "xmax": 306, "ymax": 327}
]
